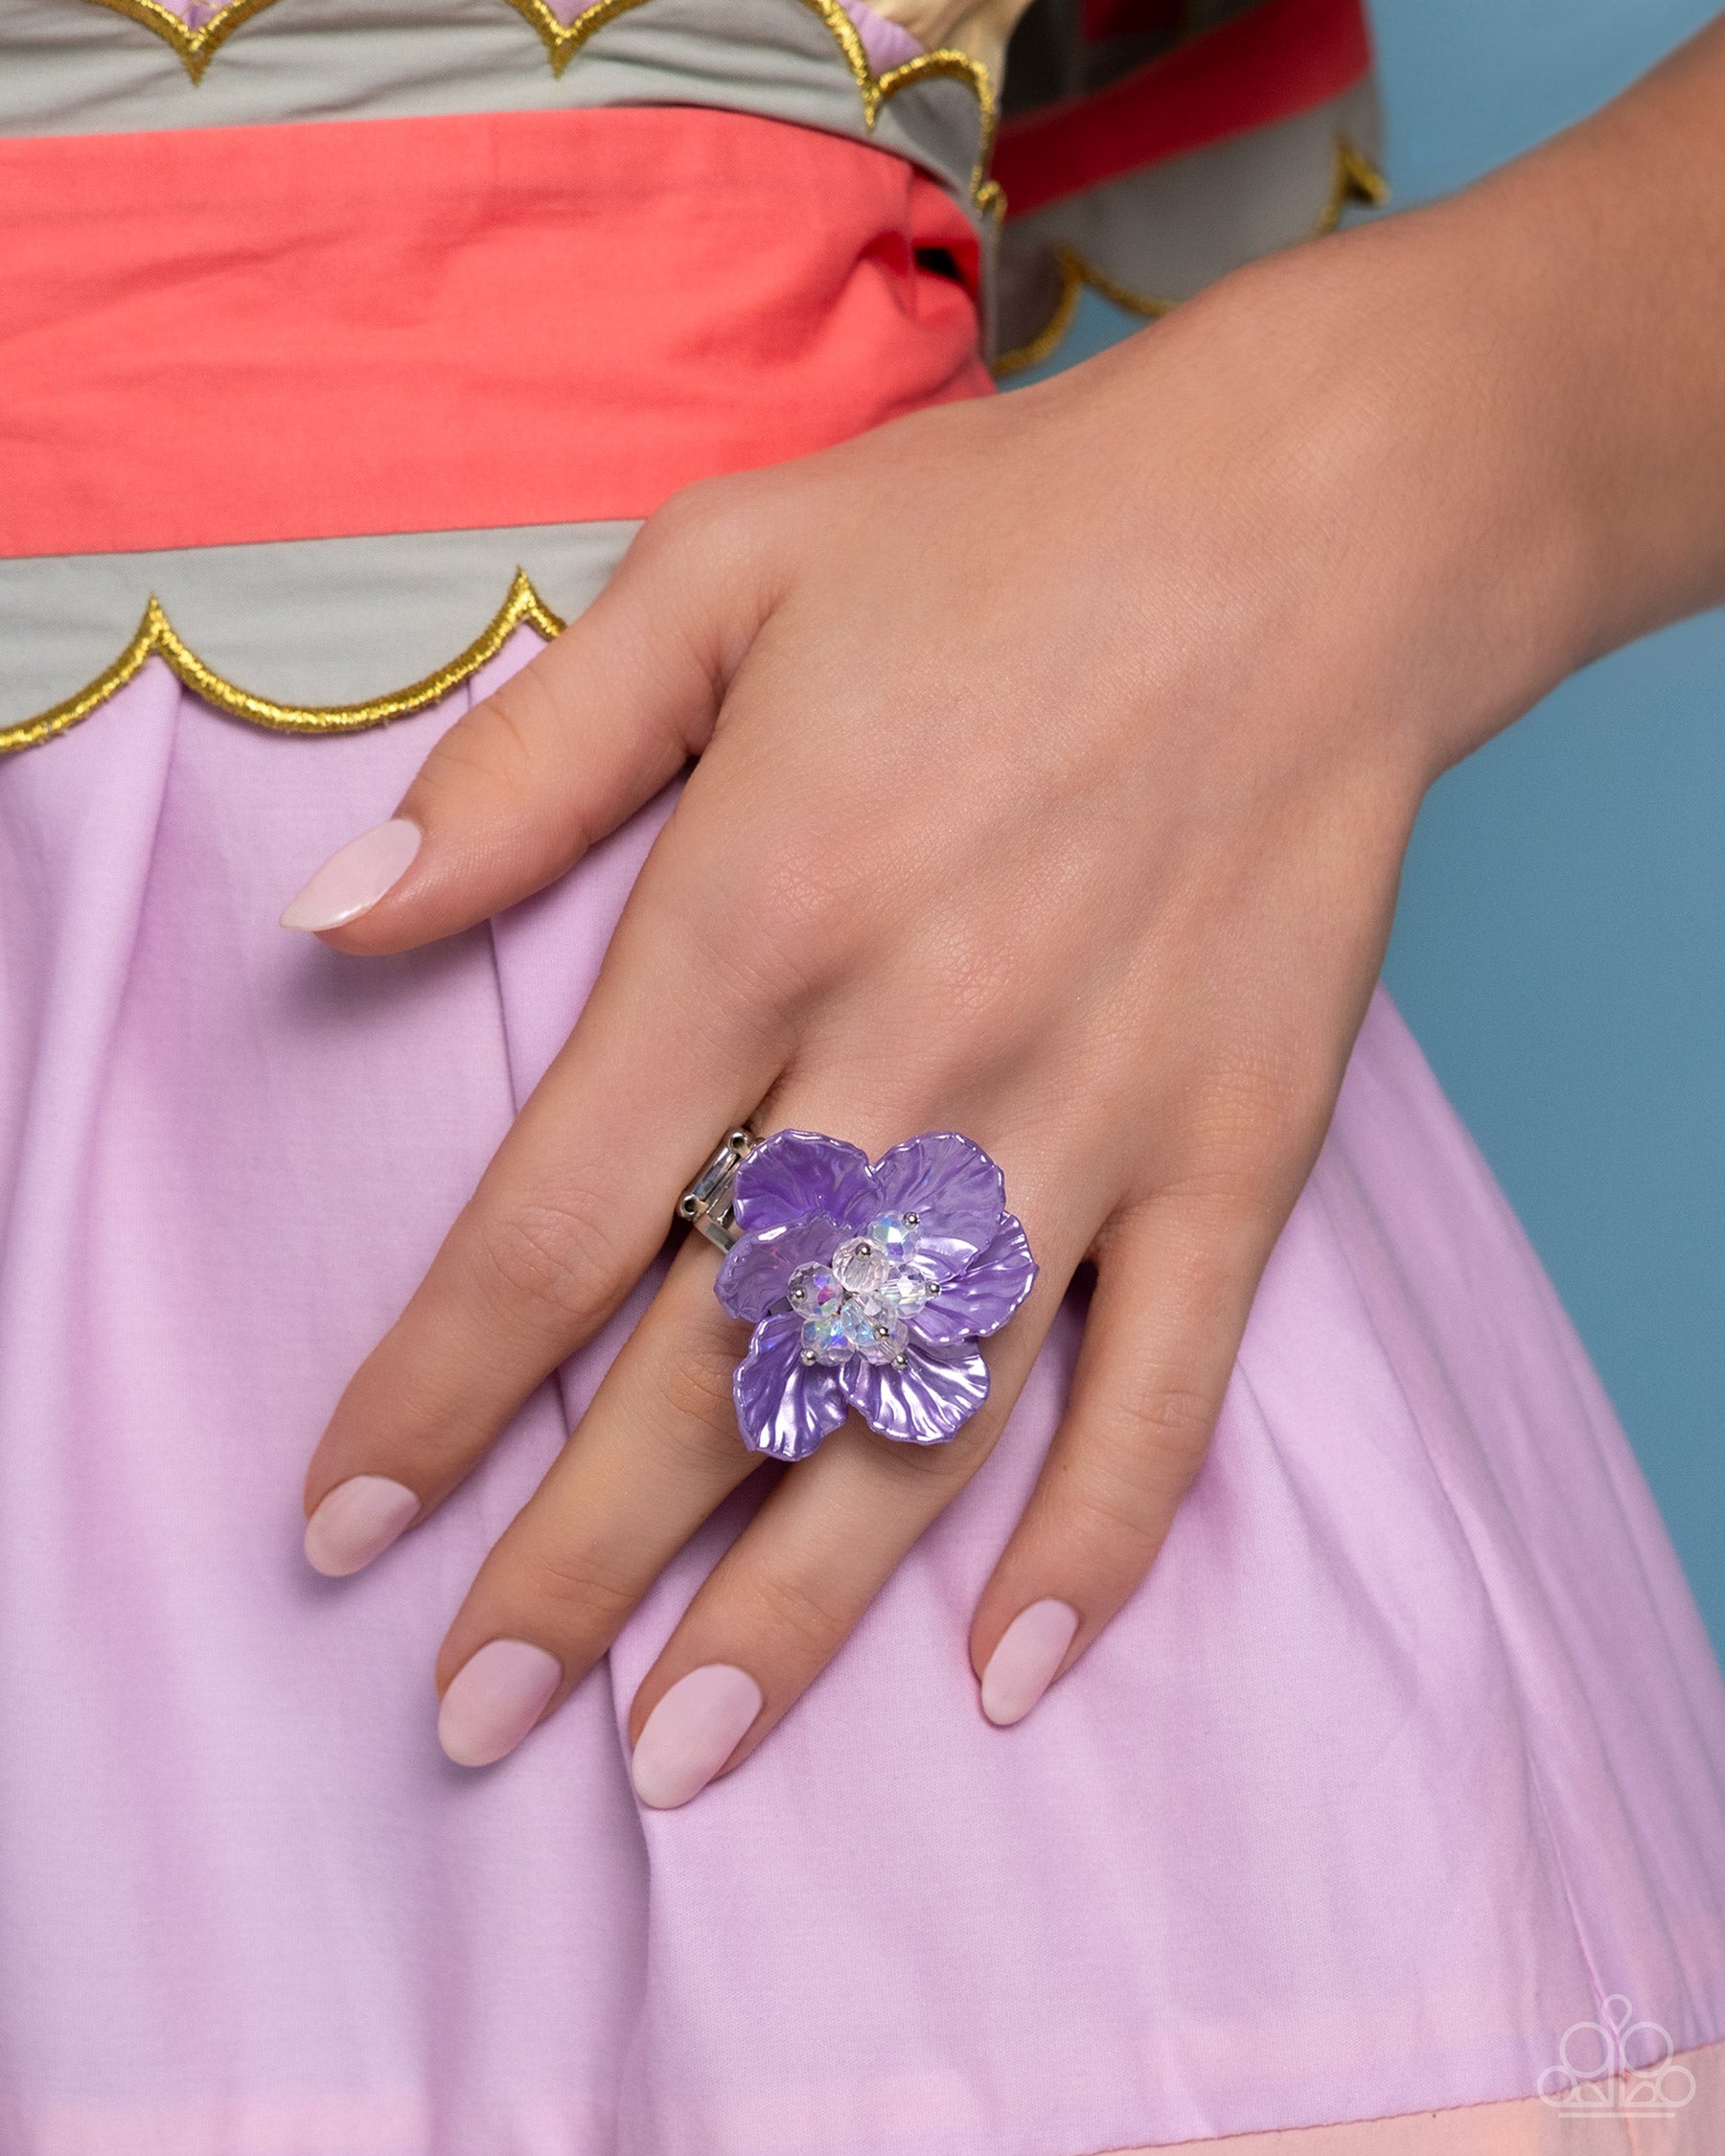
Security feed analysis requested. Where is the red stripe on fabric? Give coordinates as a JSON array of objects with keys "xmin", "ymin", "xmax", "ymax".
[
  {"xmin": 997, "ymin": 0, "xmax": 1371, "ymax": 219},
  {"xmin": 0, "ymin": 106, "xmax": 989, "ymax": 560}
]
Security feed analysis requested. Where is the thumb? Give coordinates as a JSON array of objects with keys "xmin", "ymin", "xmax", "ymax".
[{"xmin": 280, "ymin": 482, "xmax": 775, "ymax": 952}]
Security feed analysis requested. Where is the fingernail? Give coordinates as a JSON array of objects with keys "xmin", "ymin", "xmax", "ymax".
[
  {"xmin": 438, "ymin": 1640, "xmax": 564, "ymax": 1767},
  {"xmin": 979, "ymin": 1599, "xmax": 1080, "ymax": 1727},
  {"xmin": 631, "ymin": 1664, "xmax": 763, "ymax": 1810},
  {"xmin": 303, "ymin": 1475, "xmax": 421, "ymax": 1577},
  {"xmin": 280, "ymin": 816, "xmax": 422, "ymax": 931}
]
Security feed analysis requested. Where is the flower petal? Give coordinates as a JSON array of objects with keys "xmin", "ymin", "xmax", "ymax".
[
  {"xmin": 840, "ymin": 1339, "xmax": 989, "ymax": 1445},
  {"xmin": 731, "ymin": 1131, "xmax": 875, "ymax": 1236},
  {"xmin": 715, "ymin": 1214, "xmax": 840, "ymax": 1323},
  {"xmin": 733, "ymin": 1312, "xmax": 850, "ymax": 1461},
  {"xmin": 910, "ymin": 1212, "xmax": 1038, "ymax": 1346},
  {"xmin": 864, "ymin": 1133, "xmax": 1005, "ymax": 1279}
]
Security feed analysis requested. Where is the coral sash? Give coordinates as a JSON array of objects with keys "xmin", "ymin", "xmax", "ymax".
[{"xmin": 0, "ymin": 104, "xmax": 988, "ymax": 560}]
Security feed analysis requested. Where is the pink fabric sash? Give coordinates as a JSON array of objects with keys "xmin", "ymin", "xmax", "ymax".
[{"xmin": 0, "ymin": 105, "xmax": 989, "ymax": 560}]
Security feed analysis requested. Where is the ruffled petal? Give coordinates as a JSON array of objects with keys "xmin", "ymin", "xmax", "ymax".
[
  {"xmin": 715, "ymin": 1214, "xmax": 840, "ymax": 1323},
  {"xmin": 732, "ymin": 1131, "xmax": 875, "ymax": 1236},
  {"xmin": 732, "ymin": 1312, "xmax": 850, "ymax": 1461},
  {"xmin": 840, "ymin": 1339, "xmax": 989, "ymax": 1445},
  {"xmin": 910, "ymin": 1212, "xmax": 1038, "ymax": 1346},
  {"xmin": 864, "ymin": 1133, "xmax": 1005, "ymax": 1280}
]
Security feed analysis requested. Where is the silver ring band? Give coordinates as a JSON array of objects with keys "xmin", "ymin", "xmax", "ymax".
[{"xmin": 676, "ymin": 1127, "xmax": 756, "ymax": 1250}]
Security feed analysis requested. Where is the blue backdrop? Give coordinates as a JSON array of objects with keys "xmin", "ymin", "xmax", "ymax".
[{"xmin": 1013, "ymin": 0, "xmax": 1725, "ymax": 1656}]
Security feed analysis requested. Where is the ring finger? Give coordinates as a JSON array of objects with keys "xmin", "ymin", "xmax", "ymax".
[{"xmin": 432, "ymin": 1109, "xmax": 1085, "ymax": 1786}]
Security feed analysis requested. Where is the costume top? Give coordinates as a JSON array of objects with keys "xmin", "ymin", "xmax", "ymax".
[{"xmin": 0, "ymin": 0, "xmax": 1381, "ymax": 751}]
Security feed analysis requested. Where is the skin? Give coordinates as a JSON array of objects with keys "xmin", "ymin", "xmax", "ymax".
[{"xmin": 301, "ymin": 17, "xmax": 1725, "ymax": 1788}]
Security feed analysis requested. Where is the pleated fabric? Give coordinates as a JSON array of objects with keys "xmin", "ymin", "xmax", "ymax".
[{"xmin": 2, "ymin": 627, "xmax": 1722, "ymax": 2155}]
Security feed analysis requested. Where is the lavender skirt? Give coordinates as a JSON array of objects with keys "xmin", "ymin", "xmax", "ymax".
[{"xmin": 2, "ymin": 632, "xmax": 1724, "ymax": 2156}]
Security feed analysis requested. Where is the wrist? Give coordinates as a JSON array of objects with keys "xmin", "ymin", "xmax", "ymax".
[{"xmin": 1087, "ymin": 223, "xmax": 1602, "ymax": 783}]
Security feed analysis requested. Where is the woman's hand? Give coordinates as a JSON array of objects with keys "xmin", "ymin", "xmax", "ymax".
[{"xmin": 289, "ymin": 150, "xmax": 1671, "ymax": 1804}]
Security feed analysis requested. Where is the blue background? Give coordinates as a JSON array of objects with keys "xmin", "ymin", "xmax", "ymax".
[{"xmin": 1014, "ymin": 1, "xmax": 1725, "ymax": 1656}]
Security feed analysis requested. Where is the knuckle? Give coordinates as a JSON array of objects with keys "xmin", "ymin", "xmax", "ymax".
[
  {"xmin": 713, "ymin": 842, "xmax": 860, "ymax": 1003},
  {"xmin": 740, "ymin": 1564, "xmax": 849, "ymax": 1660},
  {"xmin": 637, "ymin": 474, "xmax": 735, "ymax": 554},
  {"xmin": 416, "ymin": 671, "xmax": 560, "ymax": 810},
  {"xmin": 630, "ymin": 473, "xmax": 770, "ymax": 592},
  {"xmin": 1110, "ymin": 1376, "xmax": 1218, "ymax": 1463},
  {"xmin": 654, "ymin": 1332, "xmax": 750, "ymax": 1455},
  {"xmin": 1053, "ymin": 1421, "xmax": 1200, "ymax": 1570},
  {"xmin": 509, "ymin": 1536, "xmax": 641, "ymax": 1637},
  {"xmin": 470, "ymin": 1191, "xmax": 625, "ymax": 1338},
  {"xmin": 1187, "ymin": 1050, "xmax": 1337, "ymax": 1187}
]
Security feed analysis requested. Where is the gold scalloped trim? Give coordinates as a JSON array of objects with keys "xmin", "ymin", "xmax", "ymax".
[
  {"xmin": 0, "ymin": 570, "xmax": 564, "ymax": 757},
  {"xmin": 506, "ymin": 0, "xmax": 996, "ymax": 205},
  {"xmin": 1318, "ymin": 134, "xmax": 1389, "ymax": 233},
  {"xmin": 993, "ymin": 134, "xmax": 1387, "ymax": 377},
  {"xmin": 81, "ymin": 0, "xmax": 1000, "ymax": 207},
  {"xmin": 82, "ymin": 0, "xmax": 277, "ymax": 80}
]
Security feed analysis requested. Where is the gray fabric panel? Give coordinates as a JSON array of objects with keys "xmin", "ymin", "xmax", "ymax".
[
  {"xmin": 0, "ymin": 0, "xmax": 985, "ymax": 224},
  {"xmin": 998, "ymin": 79, "xmax": 1382, "ymax": 337},
  {"xmin": 0, "ymin": 520, "xmax": 639, "ymax": 726}
]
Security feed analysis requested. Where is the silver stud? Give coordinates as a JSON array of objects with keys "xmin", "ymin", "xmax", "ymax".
[{"xmin": 892, "ymin": 1353, "xmax": 909, "ymax": 1368}]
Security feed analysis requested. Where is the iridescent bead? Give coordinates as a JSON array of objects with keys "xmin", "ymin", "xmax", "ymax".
[
  {"xmin": 866, "ymin": 1212, "xmax": 921, "ymax": 1262},
  {"xmin": 800, "ymin": 1312, "xmax": 851, "ymax": 1365},
  {"xmin": 840, "ymin": 1296, "xmax": 907, "ymax": 1366},
  {"xmin": 787, "ymin": 1264, "xmax": 843, "ymax": 1319},
  {"xmin": 831, "ymin": 1236, "xmax": 887, "ymax": 1296},
  {"xmin": 877, "ymin": 1265, "xmax": 936, "ymax": 1319}
]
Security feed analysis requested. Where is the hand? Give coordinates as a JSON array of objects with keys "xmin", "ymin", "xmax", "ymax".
[{"xmin": 294, "ymin": 213, "xmax": 1593, "ymax": 1804}]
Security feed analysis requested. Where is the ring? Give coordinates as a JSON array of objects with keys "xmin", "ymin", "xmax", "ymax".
[
  {"xmin": 684, "ymin": 1129, "xmax": 1037, "ymax": 1462},
  {"xmin": 676, "ymin": 1127, "xmax": 756, "ymax": 1250}
]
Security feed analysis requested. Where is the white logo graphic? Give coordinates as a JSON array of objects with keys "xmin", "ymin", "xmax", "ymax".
[{"xmin": 1539, "ymin": 1995, "xmax": 1696, "ymax": 2115}]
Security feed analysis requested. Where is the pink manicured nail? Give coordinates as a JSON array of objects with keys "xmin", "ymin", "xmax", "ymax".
[
  {"xmin": 280, "ymin": 816, "xmax": 422, "ymax": 931},
  {"xmin": 438, "ymin": 1640, "xmax": 563, "ymax": 1768},
  {"xmin": 631, "ymin": 1664, "xmax": 763, "ymax": 1810},
  {"xmin": 303, "ymin": 1475, "xmax": 421, "ymax": 1577},
  {"xmin": 979, "ymin": 1599, "xmax": 1080, "ymax": 1727}
]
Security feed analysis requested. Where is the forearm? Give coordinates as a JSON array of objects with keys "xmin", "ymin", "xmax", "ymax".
[{"xmin": 1442, "ymin": 12, "xmax": 1725, "ymax": 672}]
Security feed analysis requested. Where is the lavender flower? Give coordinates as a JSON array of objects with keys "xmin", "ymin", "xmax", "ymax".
[{"xmin": 714, "ymin": 1132, "xmax": 1037, "ymax": 1460}]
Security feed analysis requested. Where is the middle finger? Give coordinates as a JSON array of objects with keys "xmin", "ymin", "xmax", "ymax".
[{"xmin": 430, "ymin": 1234, "xmax": 761, "ymax": 1764}]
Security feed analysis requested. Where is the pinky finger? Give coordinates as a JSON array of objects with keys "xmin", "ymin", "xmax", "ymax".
[{"xmin": 967, "ymin": 1189, "xmax": 1276, "ymax": 1727}]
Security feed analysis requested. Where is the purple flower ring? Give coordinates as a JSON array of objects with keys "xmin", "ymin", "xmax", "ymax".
[{"xmin": 707, "ymin": 1131, "xmax": 1038, "ymax": 1462}]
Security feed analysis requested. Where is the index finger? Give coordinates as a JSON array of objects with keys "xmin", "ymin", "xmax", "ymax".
[{"xmin": 301, "ymin": 825, "xmax": 788, "ymax": 1572}]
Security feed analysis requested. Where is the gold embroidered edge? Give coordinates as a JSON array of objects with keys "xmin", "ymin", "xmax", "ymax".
[
  {"xmin": 499, "ymin": 0, "xmax": 1004, "ymax": 210},
  {"xmin": 1318, "ymin": 135, "xmax": 1390, "ymax": 233},
  {"xmin": 81, "ymin": 0, "xmax": 1001, "ymax": 210},
  {"xmin": 993, "ymin": 134, "xmax": 1388, "ymax": 378},
  {"xmin": 83, "ymin": 0, "xmax": 279, "ymax": 81},
  {"xmin": 0, "ymin": 569, "xmax": 564, "ymax": 757}
]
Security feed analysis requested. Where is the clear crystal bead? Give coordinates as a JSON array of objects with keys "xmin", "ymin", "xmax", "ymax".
[
  {"xmin": 831, "ymin": 1236, "xmax": 887, "ymax": 1296},
  {"xmin": 840, "ymin": 1296, "xmax": 907, "ymax": 1366},
  {"xmin": 787, "ymin": 1264, "xmax": 843, "ymax": 1319},
  {"xmin": 867, "ymin": 1212, "xmax": 922, "ymax": 1262},
  {"xmin": 877, "ymin": 1265, "xmax": 935, "ymax": 1319},
  {"xmin": 800, "ymin": 1312, "xmax": 852, "ymax": 1365}
]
